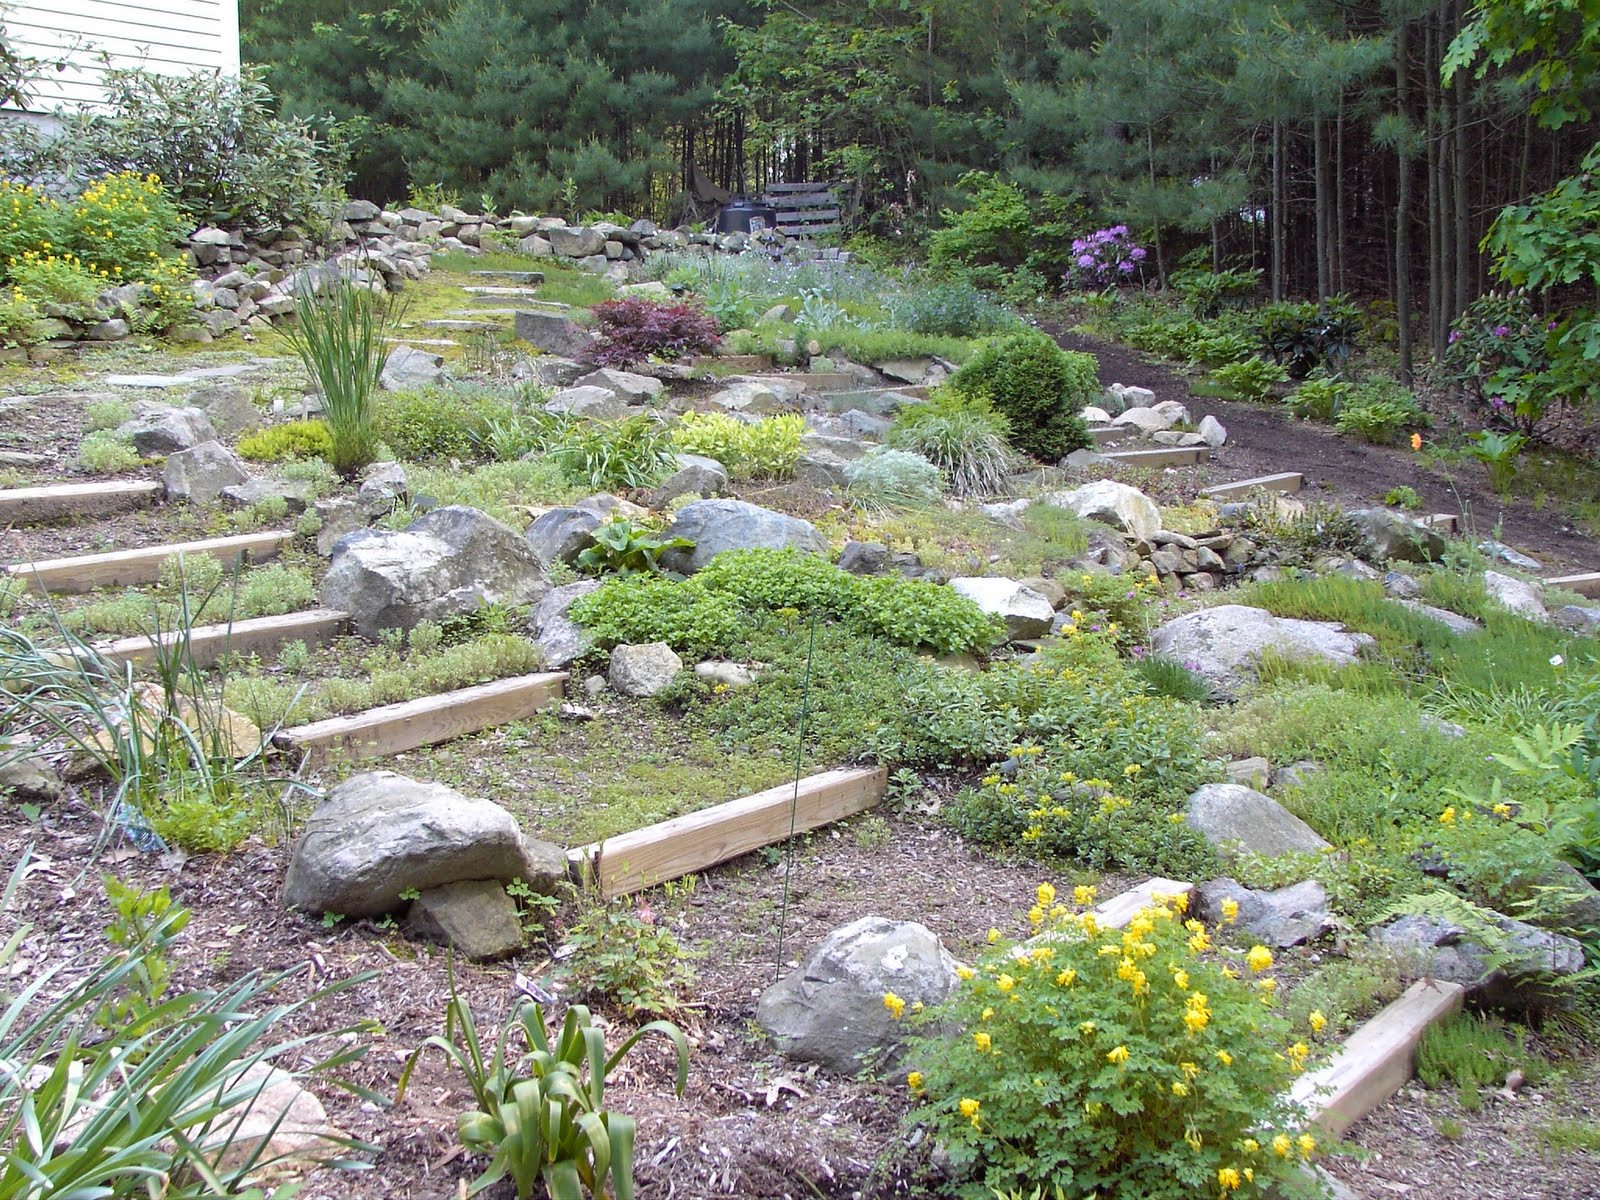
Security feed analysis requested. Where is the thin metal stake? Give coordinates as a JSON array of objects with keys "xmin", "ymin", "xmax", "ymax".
[{"xmin": 774, "ymin": 608, "xmax": 819, "ymax": 980}]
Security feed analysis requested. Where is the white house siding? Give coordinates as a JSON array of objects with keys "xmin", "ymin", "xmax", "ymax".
[{"xmin": 2, "ymin": 0, "xmax": 240, "ymax": 114}]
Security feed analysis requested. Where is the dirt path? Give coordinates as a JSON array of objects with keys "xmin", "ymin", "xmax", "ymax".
[{"xmin": 1050, "ymin": 328, "xmax": 1600, "ymax": 574}]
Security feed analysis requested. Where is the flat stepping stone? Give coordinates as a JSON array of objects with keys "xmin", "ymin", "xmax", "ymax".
[
  {"xmin": 0, "ymin": 480, "xmax": 161, "ymax": 524},
  {"xmin": 572, "ymin": 766, "xmax": 888, "ymax": 899},
  {"xmin": 103, "ymin": 363, "xmax": 266, "ymax": 389},
  {"xmin": 1200, "ymin": 472, "xmax": 1305, "ymax": 501},
  {"xmin": 461, "ymin": 286, "xmax": 544, "ymax": 297},
  {"xmin": 1101, "ymin": 445, "xmax": 1209, "ymax": 468},
  {"xmin": 93, "ymin": 608, "xmax": 350, "ymax": 669},
  {"xmin": 275, "ymin": 671, "xmax": 567, "ymax": 764},
  {"xmin": 7, "ymin": 530, "xmax": 292, "ymax": 594},
  {"xmin": 738, "ymin": 372, "xmax": 858, "ymax": 392},
  {"xmin": 385, "ymin": 337, "xmax": 460, "ymax": 347},
  {"xmin": 445, "ymin": 309, "xmax": 515, "ymax": 320},
  {"xmin": 420, "ymin": 320, "xmax": 503, "ymax": 332},
  {"xmin": 470, "ymin": 270, "xmax": 544, "ymax": 284}
]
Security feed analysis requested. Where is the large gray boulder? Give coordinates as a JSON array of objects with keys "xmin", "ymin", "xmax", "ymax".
[
  {"xmin": 529, "ymin": 580, "xmax": 601, "ymax": 668},
  {"xmin": 649, "ymin": 453, "xmax": 729, "ymax": 507},
  {"xmin": 1369, "ymin": 908, "xmax": 1586, "ymax": 1012},
  {"xmin": 1483, "ymin": 570, "xmax": 1549, "ymax": 622},
  {"xmin": 1348, "ymin": 509, "xmax": 1447, "ymax": 563},
  {"xmin": 380, "ymin": 345, "xmax": 445, "ymax": 391},
  {"xmin": 1150, "ymin": 605, "xmax": 1373, "ymax": 694},
  {"xmin": 546, "ymin": 226, "xmax": 605, "ymax": 258},
  {"xmin": 1196, "ymin": 878, "xmax": 1334, "ymax": 947},
  {"xmin": 515, "ymin": 311, "xmax": 596, "ymax": 358},
  {"xmin": 321, "ymin": 505, "xmax": 548, "ymax": 637},
  {"xmin": 283, "ymin": 771, "xmax": 564, "ymax": 918},
  {"xmin": 525, "ymin": 506, "xmax": 603, "ymax": 567},
  {"xmin": 545, "ymin": 386, "xmax": 627, "ymax": 421},
  {"xmin": 117, "ymin": 404, "xmax": 217, "ymax": 455},
  {"xmin": 1185, "ymin": 783, "xmax": 1332, "ymax": 858},
  {"xmin": 949, "ymin": 578, "xmax": 1053, "ymax": 641},
  {"xmin": 608, "ymin": 642, "xmax": 683, "ymax": 697},
  {"xmin": 660, "ymin": 499, "xmax": 827, "ymax": 574},
  {"xmin": 1043, "ymin": 481, "xmax": 1161, "ymax": 544},
  {"xmin": 163, "ymin": 440, "xmax": 250, "ymax": 504},
  {"xmin": 1111, "ymin": 405, "xmax": 1178, "ymax": 434},
  {"xmin": 192, "ymin": 386, "xmax": 262, "ymax": 438},
  {"xmin": 756, "ymin": 917, "xmax": 959, "ymax": 1073}
]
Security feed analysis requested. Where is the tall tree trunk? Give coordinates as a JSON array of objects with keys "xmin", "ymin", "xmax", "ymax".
[
  {"xmin": 1451, "ymin": 0, "xmax": 1472, "ymax": 319},
  {"xmin": 1396, "ymin": 20, "xmax": 1414, "ymax": 385},
  {"xmin": 1314, "ymin": 115, "xmax": 1331, "ymax": 301},
  {"xmin": 1147, "ymin": 125, "xmax": 1166, "ymax": 284},
  {"xmin": 1335, "ymin": 96, "xmax": 1346, "ymax": 295},
  {"xmin": 1271, "ymin": 118, "xmax": 1285, "ymax": 301}
]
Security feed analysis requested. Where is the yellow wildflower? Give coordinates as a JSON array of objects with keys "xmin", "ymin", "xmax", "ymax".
[
  {"xmin": 1216, "ymin": 1050, "xmax": 1233, "ymax": 1066},
  {"xmin": 1107, "ymin": 1045, "xmax": 1130, "ymax": 1065},
  {"xmin": 1308, "ymin": 1010, "xmax": 1327, "ymax": 1035},
  {"xmin": 1220, "ymin": 898, "xmax": 1239, "ymax": 924},
  {"xmin": 1272, "ymin": 1134, "xmax": 1292, "ymax": 1158},
  {"xmin": 1246, "ymin": 945, "xmax": 1274, "ymax": 973},
  {"xmin": 974, "ymin": 1031, "xmax": 992, "ymax": 1052},
  {"xmin": 1297, "ymin": 1133, "xmax": 1316, "ymax": 1159},
  {"xmin": 1218, "ymin": 1167, "xmax": 1242, "ymax": 1192},
  {"xmin": 1036, "ymin": 882, "xmax": 1056, "ymax": 907},
  {"xmin": 883, "ymin": 992, "xmax": 906, "ymax": 1021},
  {"xmin": 907, "ymin": 1071, "xmax": 924, "ymax": 1091}
]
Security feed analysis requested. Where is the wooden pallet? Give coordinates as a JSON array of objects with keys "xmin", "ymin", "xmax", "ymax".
[
  {"xmin": 574, "ymin": 766, "xmax": 888, "ymax": 899},
  {"xmin": 1200, "ymin": 472, "xmax": 1306, "ymax": 501},
  {"xmin": 1291, "ymin": 979, "xmax": 1464, "ymax": 1137},
  {"xmin": 1101, "ymin": 446, "xmax": 1210, "ymax": 469},
  {"xmin": 1549, "ymin": 571, "xmax": 1600, "ymax": 599},
  {"xmin": 7, "ymin": 531, "xmax": 292, "ymax": 595},
  {"xmin": 92, "ymin": 608, "xmax": 350, "ymax": 670},
  {"xmin": 760, "ymin": 182, "xmax": 843, "ymax": 237},
  {"xmin": 274, "ymin": 671, "xmax": 567, "ymax": 763},
  {"xmin": 0, "ymin": 480, "xmax": 162, "ymax": 525}
]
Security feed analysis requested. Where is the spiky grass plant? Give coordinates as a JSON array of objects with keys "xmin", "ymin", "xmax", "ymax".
[
  {"xmin": 0, "ymin": 858, "xmax": 377, "ymax": 1197},
  {"xmin": 889, "ymin": 389, "xmax": 1020, "ymax": 498},
  {"xmin": 281, "ymin": 267, "xmax": 402, "ymax": 477}
]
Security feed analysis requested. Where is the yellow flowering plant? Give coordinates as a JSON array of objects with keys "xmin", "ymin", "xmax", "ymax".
[
  {"xmin": 0, "ymin": 182, "xmax": 61, "ymax": 281},
  {"xmin": 907, "ymin": 890, "xmax": 1319, "ymax": 1199},
  {"xmin": 0, "ymin": 288, "xmax": 45, "ymax": 349},
  {"xmin": 62, "ymin": 172, "xmax": 186, "ymax": 282}
]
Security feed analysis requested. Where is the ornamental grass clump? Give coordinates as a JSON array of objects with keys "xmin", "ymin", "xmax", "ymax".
[
  {"xmin": 907, "ymin": 888, "xmax": 1319, "ymax": 1200},
  {"xmin": 281, "ymin": 270, "xmax": 401, "ymax": 477}
]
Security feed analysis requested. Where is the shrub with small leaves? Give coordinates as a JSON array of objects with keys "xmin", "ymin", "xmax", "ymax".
[
  {"xmin": 237, "ymin": 419, "xmax": 333, "ymax": 462},
  {"xmin": 949, "ymin": 331, "xmax": 1096, "ymax": 461},
  {"xmin": 671, "ymin": 411, "xmax": 804, "ymax": 480},
  {"xmin": 910, "ymin": 889, "xmax": 1318, "ymax": 1200},
  {"xmin": 590, "ymin": 296, "xmax": 719, "ymax": 367}
]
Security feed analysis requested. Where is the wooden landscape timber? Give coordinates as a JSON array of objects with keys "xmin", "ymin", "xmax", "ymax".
[
  {"xmin": 92, "ymin": 608, "xmax": 350, "ymax": 670},
  {"xmin": 574, "ymin": 766, "xmax": 889, "ymax": 899},
  {"xmin": 6, "ymin": 531, "xmax": 293, "ymax": 595},
  {"xmin": 0, "ymin": 480, "xmax": 162, "ymax": 525},
  {"xmin": 1549, "ymin": 571, "xmax": 1600, "ymax": 598},
  {"xmin": 1101, "ymin": 446, "xmax": 1210, "ymax": 469},
  {"xmin": 1417, "ymin": 513, "xmax": 1459, "ymax": 532},
  {"xmin": 1200, "ymin": 472, "xmax": 1306, "ymax": 501},
  {"xmin": 275, "ymin": 671, "xmax": 568, "ymax": 763},
  {"xmin": 1290, "ymin": 979, "xmax": 1466, "ymax": 1137}
]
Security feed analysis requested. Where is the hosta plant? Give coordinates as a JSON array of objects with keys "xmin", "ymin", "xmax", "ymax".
[{"xmin": 401, "ymin": 989, "xmax": 689, "ymax": 1200}]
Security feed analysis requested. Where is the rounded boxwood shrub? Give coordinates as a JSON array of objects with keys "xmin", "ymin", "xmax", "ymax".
[{"xmin": 949, "ymin": 330, "xmax": 1097, "ymax": 461}]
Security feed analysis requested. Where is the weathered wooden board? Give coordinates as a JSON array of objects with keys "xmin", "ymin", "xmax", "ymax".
[
  {"xmin": 0, "ymin": 480, "xmax": 162, "ymax": 525},
  {"xmin": 93, "ymin": 608, "xmax": 350, "ymax": 670},
  {"xmin": 1090, "ymin": 426, "xmax": 1134, "ymax": 446},
  {"xmin": 1548, "ymin": 571, "xmax": 1600, "ymax": 599},
  {"xmin": 1101, "ymin": 446, "xmax": 1210, "ymax": 469},
  {"xmin": 7, "ymin": 531, "xmax": 292, "ymax": 594},
  {"xmin": 580, "ymin": 766, "xmax": 888, "ymax": 899},
  {"xmin": 274, "ymin": 671, "xmax": 567, "ymax": 763},
  {"xmin": 1417, "ymin": 513, "xmax": 1459, "ymax": 533},
  {"xmin": 1200, "ymin": 472, "xmax": 1306, "ymax": 501},
  {"xmin": 1290, "ymin": 979, "xmax": 1465, "ymax": 1137}
]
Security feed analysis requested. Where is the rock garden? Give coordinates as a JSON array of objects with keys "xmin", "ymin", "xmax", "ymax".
[{"xmin": 5, "ymin": 132, "xmax": 1600, "ymax": 1200}]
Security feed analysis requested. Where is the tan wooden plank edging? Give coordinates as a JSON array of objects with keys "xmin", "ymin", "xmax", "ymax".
[
  {"xmin": 275, "ymin": 671, "xmax": 567, "ymax": 763},
  {"xmin": 1290, "ymin": 978, "xmax": 1465, "ymax": 1137},
  {"xmin": 7, "ymin": 531, "xmax": 293, "ymax": 595},
  {"xmin": 0, "ymin": 480, "xmax": 162, "ymax": 525},
  {"xmin": 1417, "ymin": 513, "xmax": 1460, "ymax": 532},
  {"xmin": 1548, "ymin": 571, "xmax": 1600, "ymax": 599},
  {"xmin": 92, "ymin": 608, "xmax": 350, "ymax": 670},
  {"xmin": 1101, "ymin": 446, "xmax": 1210, "ymax": 469},
  {"xmin": 1200, "ymin": 472, "xmax": 1306, "ymax": 501},
  {"xmin": 575, "ymin": 766, "xmax": 888, "ymax": 900}
]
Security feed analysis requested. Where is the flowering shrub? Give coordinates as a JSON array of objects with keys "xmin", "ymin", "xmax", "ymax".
[
  {"xmin": 590, "ymin": 297, "xmax": 719, "ymax": 367},
  {"xmin": 1065, "ymin": 225, "xmax": 1148, "ymax": 289},
  {"xmin": 0, "ymin": 287, "xmax": 44, "ymax": 348},
  {"xmin": 0, "ymin": 181, "xmax": 59, "ymax": 280},
  {"xmin": 7, "ymin": 252, "xmax": 108, "ymax": 318},
  {"xmin": 1443, "ymin": 292, "xmax": 1563, "ymax": 433},
  {"xmin": 61, "ymin": 172, "xmax": 185, "ymax": 282},
  {"xmin": 908, "ymin": 889, "xmax": 1319, "ymax": 1200}
]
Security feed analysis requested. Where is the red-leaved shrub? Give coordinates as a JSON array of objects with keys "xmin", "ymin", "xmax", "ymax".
[{"xmin": 590, "ymin": 297, "xmax": 720, "ymax": 367}]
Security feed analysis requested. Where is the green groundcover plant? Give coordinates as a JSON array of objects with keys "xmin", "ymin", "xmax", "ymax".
[{"xmin": 906, "ymin": 889, "xmax": 1321, "ymax": 1200}]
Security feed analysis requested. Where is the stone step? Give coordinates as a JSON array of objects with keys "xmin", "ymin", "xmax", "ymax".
[
  {"xmin": 470, "ymin": 270, "xmax": 544, "ymax": 284},
  {"xmin": 1100, "ymin": 445, "xmax": 1210, "ymax": 469},
  {"xmin": 460, "ymin": 286, "xmax": 544, "ymax": 298}
]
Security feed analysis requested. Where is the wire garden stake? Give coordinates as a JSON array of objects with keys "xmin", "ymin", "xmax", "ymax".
[{"xmin": 774, "ymin": 608, "xmax": 819, "ymax": 981}]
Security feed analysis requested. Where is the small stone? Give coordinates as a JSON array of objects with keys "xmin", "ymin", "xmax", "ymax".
[
  {"xmin": 163, "ymin": 440, "xmax": 250, "ymax": 504},
  {"xmin": 694, "ymin": 661, "xmax": 760, "ymax": 689},
  {"xmin": 1483, "ymin": 570, "xmax": 1549, "ymax": 623},
  {"xmin": 0, "ymin": 754, "xmax": 64, "ymax": 802},
  {"xmin": 1196, "ymin": 414, "xmax": 1227, "ymax": 447},
  {"xmin": 608, "ymin": 642, "xmax": 683, "ymax": 697},
  {"xmin": 380, "ymin": 345, "xmax": 444, "ymax": 391},
  {"xmin": 1224, "ymin": 757, "xmax": 1271, "ymax": 790},
  {"xmin": 405, "ymin": 880, "xmax": 525, "ymax": 960}
]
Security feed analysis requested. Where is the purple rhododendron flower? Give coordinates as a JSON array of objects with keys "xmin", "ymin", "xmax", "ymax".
[
  {"xmin": 1077, "ymin": 253, "xmax": 1095, "ymax": 268},
  {"xmin": 1118, "ymin": 261, "xmax": 1134, "ymax": 273},
  {"xmin": 1130, "ymin": 247, "xmax": 1146, "ymax": 261},
  {"xmin": 1448, "ymin": 330, "xmax": 1462, "ymax": 343},
  {"xmin": 1493, "ymin": 325, "xmax": 1510, "ymax": 337},
  {"xmin": 1072, "ymin": 238, "xmax": 1087, "ymax": 252},
  {"xmin": 1491, "ymin": 396, "xmax": 1506, "ymax": 410}
]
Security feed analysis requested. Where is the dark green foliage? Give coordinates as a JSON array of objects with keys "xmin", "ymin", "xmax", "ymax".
[
  {"xmin": 949, "ymin": 330, "xmax": 1096, "ymax": 461},
  {"xmin": 574, "ymin": 519, "xmax": 693, "ymax": 576},
  {"xmin": 568, "ymin": 576, "xmax": 744, "ymax": 658},
  {"xmin": 375, "ymin": 385, "xmax": 518, "ymax": 463}
]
